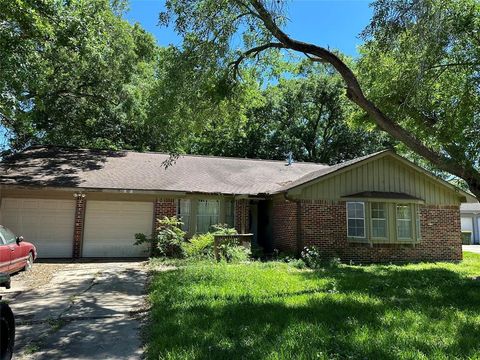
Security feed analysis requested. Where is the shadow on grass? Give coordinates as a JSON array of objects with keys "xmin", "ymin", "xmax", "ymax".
[{"xmin": 146, "ymin": 263, "xmax": 480, "ymax": 360}]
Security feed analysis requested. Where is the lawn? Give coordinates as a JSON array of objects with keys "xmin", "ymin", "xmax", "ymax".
[{"xmin": 146, "ymin": 252, "xmax": 480, "ymax": 360}]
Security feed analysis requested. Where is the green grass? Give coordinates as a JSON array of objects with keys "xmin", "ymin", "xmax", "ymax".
[{"xmin": 146, "ymin": 253, "xmax": 480, "ymax": 359}]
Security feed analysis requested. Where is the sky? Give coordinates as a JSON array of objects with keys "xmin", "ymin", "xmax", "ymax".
[{"xmin": 124, "ymin": 0, "xmax": 373, "ymax": 57}]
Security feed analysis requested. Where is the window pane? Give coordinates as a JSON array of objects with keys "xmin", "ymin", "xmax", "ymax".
[
  {"xmin": 371, "ymin": 203, "xmax": 387, "ymax": 238},
  {"xmin": 177, "ymin": 199, "xmax": 191, "ymax": 232},
  {"xmin": 371, "ymin": 202, "xmax": 386, "ymax": 219},
  {"xmin": 372, "ymin": 219, "xmax": 387, "ymax": 238},
  {"xmin": 396, "ymin": 205, "xmax": 412, "ymax": 239},
  {"xmin": 347, "ymin": 202, "xmax": 365, "ymax": 238},
  {"xmin": 396, "ymin": 205, "xmax": 411, "ymax": 219},
  {"xmin": 197, "ymin": 200, "xmax": 220, "ymax": 233},
  {"xmin": 0, "ymin": 227, "xmax": 16, "ymax": 244},
  {"xmin": 225, "ymin": 200, "xmax": 235, "ymax": 227},
  {"xmin": 397, "ymin": 221, "xmax": 412, "ymax": 238}
]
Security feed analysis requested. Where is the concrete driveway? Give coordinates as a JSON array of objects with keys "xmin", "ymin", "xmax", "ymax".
[
  {"xmin": 463, "ymin": 245, "xmax": 480, "ymax": 254},
  {"xmin": 2, "ymin": 261, "xmax": 148, "ymax": 360}
]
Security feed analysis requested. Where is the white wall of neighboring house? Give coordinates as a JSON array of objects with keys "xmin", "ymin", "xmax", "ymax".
[{"xmin": 460, "ymin": 203, "xmax": 480, "ymax": 245}]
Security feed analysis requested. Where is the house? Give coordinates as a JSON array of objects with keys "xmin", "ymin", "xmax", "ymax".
[
  {"xmin": 0, "ymin": 146, "xmax": 475, "ymax": 262},
  {"xmin": 460, "ymin": 203, "xmax": 480, "ymax": 244}
]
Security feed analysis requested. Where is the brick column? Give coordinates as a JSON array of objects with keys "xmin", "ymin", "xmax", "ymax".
[
  {"xmin": 72, "ymin": 193, "xmax": 86, "ymax": 259},
  {"xmin": 153, "ymin": 198, "xmax": 177, "ymax": 231},
  {"xmin": 235, "ymin": 199, "xmax": 249, "ymax": 234}
]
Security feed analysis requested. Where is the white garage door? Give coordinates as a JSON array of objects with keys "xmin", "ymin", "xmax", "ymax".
[
  {"xmin": 83, "ymin": 201, "xmax": 153, "ymax": 257},
  {"xmin": 0, "ymin": 198, "xmax": 75, "ymax": 258},
  {"xmin": 461, "ymin": 216, "xmax": 474, "ymax": 243}
]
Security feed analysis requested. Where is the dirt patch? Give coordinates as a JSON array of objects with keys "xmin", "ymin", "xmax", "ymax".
[{"xmin": 9, "ymin": 263, "xmax": 70, "ymax": 291}]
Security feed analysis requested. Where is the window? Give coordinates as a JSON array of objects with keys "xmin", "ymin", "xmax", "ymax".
[
  {"xmin": 0, "ymin": 227, "xmax": 16, "ymax": 244},
  {"xmin": 347, "ymin": 202, "xmax": 365, "ymax": 238},
  {"xmin": 225, "ymin": 200, "xmax": 235, "ymax": 228},
  {"xmin": 416, "ymin": 206, "xmax": 422, "ymax": 239},
  {"xmin": 197, "ymin": 200, "xmax": 220, "ymax": 233},
  {"xmin": 396, "ymin": 205, "xmax": 412, "ymax": 239},
  {"xmin": 177, "ymin": 199, "xmax": 191, "ymax": 232},
  {"xmin": 371, "ymin": 203, "xmax": 387, "ymax": 238}
]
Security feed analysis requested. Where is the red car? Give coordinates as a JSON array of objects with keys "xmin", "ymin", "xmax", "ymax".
[{"xmin": 0, "ymin": 226, "xmax": 37, "ymax": 274}]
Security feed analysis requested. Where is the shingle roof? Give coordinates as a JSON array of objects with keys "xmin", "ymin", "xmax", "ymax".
[
  {"xmin": 0, "ymin": 146, "xmax": 330, "ymax": 195},
  {"xmin": 343, "ymin": 191, "xmax": 423, "ymax": 201}
]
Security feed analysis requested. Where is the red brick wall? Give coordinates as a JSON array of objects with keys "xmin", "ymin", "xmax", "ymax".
[
  {"xmin": 271, "ymin": 200, "xmax": 298, "ymax": 253},
  {"xmin": 235, "ymin": 199, "xmax": 249, "ymax": 234},
  {"xmin": 153, "ymin": 198, "xmax": 177, "ymax": 231},
  {"xmin": 272, "ymin": 200, "xmax": 462, "ymax": 263},
  {"xmin": 72, "ymin": 194, "xmax": 86, "ymax": 258}
]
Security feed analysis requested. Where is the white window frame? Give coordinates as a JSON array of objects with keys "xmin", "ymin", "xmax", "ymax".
[
  {"xmin": 396, "ymin": 204, "xmax": 413, "ymax": 240},
  {"xmin": 346, "ymin": 201, "xmax": 366, "ymax": 238}
]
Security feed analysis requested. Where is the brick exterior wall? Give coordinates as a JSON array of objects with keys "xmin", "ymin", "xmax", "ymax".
[
  {"xmin": 272, "ymin": 200, "xmax": 298, "ymax": 253},
  {"xmin": 72, "ymin": 193, "xmax": 86, "ymax": 258},
  {"xmin": 153, "ymin": 198, "xmax": 177, "ymax": 230},
  {"xmin": 235, "ymin": 199, "xmax": 249, "ymax": 234},
  {"xmin": 272, "ymin": 200, "xmax": 462, "ymax": 263}
]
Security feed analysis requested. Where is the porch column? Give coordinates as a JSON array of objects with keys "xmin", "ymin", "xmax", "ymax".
[
  {"xmin": 72, "ymin": 193, "xmax": 86, "ymax": 259},
  {"xmin": 235, "ymin": 199, "xmax": 249, "ymax": 234}
]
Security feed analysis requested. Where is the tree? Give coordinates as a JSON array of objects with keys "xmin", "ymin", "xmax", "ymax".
[
  {"xmin": 160, "ymin": 0, "xmax": 480, "ymax": 198},
  {"xmin": 188, "ymin": 62, "xmax": 390, "ymax": 164},
  {"xmin": 0, "ymin": 0, "xmax": 157, "ymax": 151}
]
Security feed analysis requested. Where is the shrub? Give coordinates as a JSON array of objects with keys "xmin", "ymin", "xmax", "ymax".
[
  {"xmin": 300, "ymin": 246, "xmax": 341, "ymax": 269},
  {"xmin": 211, "ymin": 224, "xmax": 237, "ymax": 235},
  {"xmin": 217, "ymin": 239, "xmax": 251, "ymax": 263},
  {"xmin": 289, "ymin": 258, "xmax": 307, "ymax": 269},
  {"xmin": 135, "ymin": 216, "xmax": 186, "ymax": 258},
  {"xmin": 182, "ymin": 233, "xmax": 215, "ymax": 259}
]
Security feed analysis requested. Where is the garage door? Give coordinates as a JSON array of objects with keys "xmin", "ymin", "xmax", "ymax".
[
  {"xmin": 0, "ymin": 198, "xmax": 75, "ymax": 258},
  {"xmin": 83, "ymin": 201, "xmax": 153, "ymax": 257}
]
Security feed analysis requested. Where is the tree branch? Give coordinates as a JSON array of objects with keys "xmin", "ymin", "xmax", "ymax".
[
  {"xmin": 248, "ymin": 0, "xmax": 480, "ymax": 192},
  {"xmin": 229, "ymin": 42, "xmax": 286, "ymax": 77}
]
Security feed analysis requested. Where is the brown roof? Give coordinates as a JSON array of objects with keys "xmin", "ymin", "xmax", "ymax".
[
  {"xmin": 0, "ymin": 146, "xmax": 330, "ymax": 195},
  {"xmin": 343, "ymin": 191, "xmax": 423, "ymax": 201}
]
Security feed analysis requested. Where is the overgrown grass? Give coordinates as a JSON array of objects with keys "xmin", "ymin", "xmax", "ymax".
[{"xmin": 146, "ymin": 252, "xmax": 480, "ymax": 359}]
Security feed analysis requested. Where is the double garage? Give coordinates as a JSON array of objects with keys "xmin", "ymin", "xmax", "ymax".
[{"xmin": 0, "ymin": 195, "xmax": 154, "ymax": 258}]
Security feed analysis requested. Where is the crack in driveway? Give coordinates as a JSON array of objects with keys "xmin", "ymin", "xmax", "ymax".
[{"xmin": 6, "ymin": 261, "xmax": 148, "ymax": 360}]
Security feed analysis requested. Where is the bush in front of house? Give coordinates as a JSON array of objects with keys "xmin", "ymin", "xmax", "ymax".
[
  {"xmin": 182, "ymin": 232, "xmax": 215, "ymax": 259},
  {"xmin": 182, "ymin": 224, "xmax": 251, "ymax": 262},
  {"xmin": 300, "ymin": 246, "xmax": 341, "ymax": 269},
  {"xmin": 135, "ymin": 216, "xmax": 186, "ymax": 258}
]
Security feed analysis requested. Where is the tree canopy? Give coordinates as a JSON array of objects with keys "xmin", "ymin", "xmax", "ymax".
[
  {"xmin": 3, "ymin": 0, "xmax": 478, "ymax": 196},
  {"xmin": 0, "ymin": 0, "xmax": 157, "ymax": 150},
  {"xmin": 159, "ymin": 0, "xmax": 480, "ymax": 197}
]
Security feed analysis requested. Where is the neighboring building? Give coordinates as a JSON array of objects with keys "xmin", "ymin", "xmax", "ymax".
[
  {"xmin": 460, "ymin": 203, "xmax": 480, "ymax": 244},
  {"xmin": 0, "ymin": 146, "xmax": 475, "ymax": 262}
]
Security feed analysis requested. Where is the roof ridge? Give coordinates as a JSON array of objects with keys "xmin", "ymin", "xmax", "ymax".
[{"xmin": 26, "ymin": 145, "xmax": 329, "ymax": 166}]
